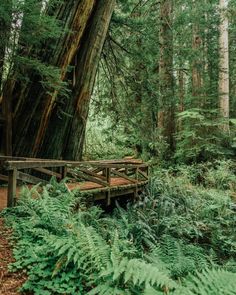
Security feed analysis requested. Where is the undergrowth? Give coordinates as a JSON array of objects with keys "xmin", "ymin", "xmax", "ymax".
[{"xmin": 1, "ymin": 161, "xmax": 236, "ymax": 294}]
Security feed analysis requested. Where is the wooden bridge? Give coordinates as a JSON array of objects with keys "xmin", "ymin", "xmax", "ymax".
[{"xmin": 0, "ymin": 157, "xmax": 149, "ymax": 210}]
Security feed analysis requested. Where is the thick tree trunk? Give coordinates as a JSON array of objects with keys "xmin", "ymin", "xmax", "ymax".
[
  {"xmin": 41, "ymin": 0, "xmax": 116, "ymax": 160},
  {"xmin": 158, "ymin": 0, "xmax": 175, "ymax": 151},
  {"xmin": 10, "ymin": 0, "xmax": 97, "ymax": 157},
  {"xmin": 219, "ymin": 0, "xmax": 229, "ymax": 131},
  {"xmin": 4, "ymin": 0, "xmax": 114, "ymax": 160}
]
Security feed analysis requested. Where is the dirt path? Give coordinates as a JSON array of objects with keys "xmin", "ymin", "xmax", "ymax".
[{"xmin": 0, "ymin": 218, "xmax": 26, "ymax": 294}]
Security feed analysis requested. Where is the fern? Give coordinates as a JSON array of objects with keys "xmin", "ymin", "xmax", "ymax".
[
  {"xmin": 178, "ymin": 268, "xmax": 236, "ymax": 295},
  {"xmin": 2, "ymin": 163, "xmax": 236, "ymax": 294}
]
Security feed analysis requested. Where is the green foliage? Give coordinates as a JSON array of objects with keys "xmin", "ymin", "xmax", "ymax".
[
  {"xmin": 180, "ymin": 268, "xmax": 236, "ymax": 295},
  {"xmin": 85, "ymin": 0, "xmax": 236, "ymax": 163},
  {"xmin": 0, "ymin": 0, "xmax": 69, "ymax": 96},
  {"xmin": 87, "ymin": 0, "xmax": 160, "ymax": 159},
  {"xmin": 175, "ymin": 109, "xmax": 233, "ymax": 163},
  {"xmin": 1, "ymin": 162, "xmax": 236, "ymax": 294},
  {"xmin": 84, "ymin": 120, "xmax": 133, "ymax": 160}
]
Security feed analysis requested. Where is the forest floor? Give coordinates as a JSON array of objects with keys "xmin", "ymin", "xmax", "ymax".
[{"xmin": 0, "ymin": 218, "xmax": 26, "ymax": 295}]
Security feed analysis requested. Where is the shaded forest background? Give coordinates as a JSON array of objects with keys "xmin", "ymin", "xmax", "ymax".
[{"xmin": 0, "ymin": 0, "xmax": 236, "ymax": 164}]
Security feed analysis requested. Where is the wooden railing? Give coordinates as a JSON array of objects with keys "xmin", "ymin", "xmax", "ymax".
[
  {"xmin": 71, "ymin": 162, "xmax": 149, "ymax": 186},
  {"xmin": 0, "ymin": 157, "xmax": 149, "ymax": 207}
]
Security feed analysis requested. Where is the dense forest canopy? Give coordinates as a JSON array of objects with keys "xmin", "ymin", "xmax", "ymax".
[
  {"xmin": 87, "ymin": 0, "xmax": 236, "ymax": 164},
  {"xmin": 0, "ymin": 0, "xmax": 236, "ymax": 163}
]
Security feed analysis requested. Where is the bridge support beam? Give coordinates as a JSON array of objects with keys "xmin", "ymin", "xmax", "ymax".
[{"xmin": 7, "ymin": 168, "xmax": 17, "ymax": 207}]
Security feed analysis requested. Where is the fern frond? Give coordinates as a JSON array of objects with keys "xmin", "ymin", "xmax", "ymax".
[
  {"xmin": 88, "ymin": 283, "xmax": 130, "ymax": 295},
  {"xmin": 179, "ymin": 268, "xmax": 236, "ymax": 295}
]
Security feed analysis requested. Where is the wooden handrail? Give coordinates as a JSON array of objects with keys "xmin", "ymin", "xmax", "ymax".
[
  {"xmin": 4, "ymin": 160, "xmax": 148, "ymax": 171},
  {"xmin": 1, "ymin": 158, "xmax": 149, "ymax": 208}
]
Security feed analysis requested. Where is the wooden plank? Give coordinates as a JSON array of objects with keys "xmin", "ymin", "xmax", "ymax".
[
  {"xmin": 83, "ymin": 163, "xmax": 148, "ymax": 169},
  {"xmin": 0, "ymin": 156, "xmax": 46, "ymax": 161},
  {"xmin": 33, "ymin": 167, "xmax": 61, "ymax": 179},
  {"xmin": 72, "ymin": 170, "xmax": 109, "ymax": 187},
  {"xmin": 86, "ymin": 185, "xmax": 147, "ymax": 201},
  {"xmin": 68, "ymin": 160, "xmax": 146, "ymax": 168},
  {"xmin": 106, "ymin": 190, "xmax": 111, "ymax": 206},
  {"xmin": 5, "ymin": 160, "xmax": 68, "ymax": 170},
  {"xmin": 5, "ymin": 159, "xmax": 148, "ymax": 171},
  {"xmin": 138, "ymin": 168, "xmax": 149, "ymax": 180},
  {"xmin": 17, "ymin": 171, "xmax": 47, "ymax": 185},
  {"xmin": 105, "ymin": 168, "xmax": 111, "ymax": 185},
  {"xmin": 134, "ymin": 185, "xmax": 138, "ymax": 200},
  {"xmin": 78, "ymin": 167, "xmax": 107, "ymax": 181},
  {"xmin": 7, "ymin": 168, "xmax": 17, "ymax": 207},
  {"xmin": 139, "ymin": 165, "xmax": 149, "ymax": 174},
  {"xmin": 0, "ymin": 174, "xmax": 8, "ymax": 182},
  {"xmin": 90, "ymin": 167, "xmax": 104, "ymax": 174},
  {"xmin": 111, "ymin": 169, "xmax": 138, "ymax": 183},
  {"xmin": 76, "ymin": 180, "xmax": 149, "ymax": 194}
]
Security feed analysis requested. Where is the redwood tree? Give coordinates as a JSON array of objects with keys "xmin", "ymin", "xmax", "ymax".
[
  {"xmin": 158, "ymin": 0, "xmax": 175, "ymax": 151},
  {"xmin": 2, "ymin": 0, "xmax": 115, "ymax": 160}
]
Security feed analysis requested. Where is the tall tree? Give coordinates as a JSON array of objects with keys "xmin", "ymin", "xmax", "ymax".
[
  {"xmin": 219, "ymin": 0, "xmax": 229, "ymax": 131},
  {"xmin": 42, "ymin": 0, "xmax": 116, "ymax": 160},
  {"xmin": 158, "ymin": 0, "xmax": 175, "ymax": 151},
  {"xmin": 2, "ymin": 0, "xmax": 115, "ymax": 160}
]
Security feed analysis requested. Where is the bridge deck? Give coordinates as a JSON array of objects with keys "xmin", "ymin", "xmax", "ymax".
[
  {"xmin": 0, "ymin": 177, "xmax": 148, "ymax": 210},
  {"xmin": 0, "ymin": 157, "xmax": 149, "ymax": 210}
]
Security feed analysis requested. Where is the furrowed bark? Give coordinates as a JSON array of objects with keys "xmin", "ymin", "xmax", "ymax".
[
  {"xmin": 10, "ymin": 0, "xmax": 96, "ymax": 157},
  {"xmin": 41, "ymin": 0, "xmax": 116, "ymax": 160},
  {"xmin": 64, "ymin": 0, "xmax": 116, "ymax": 160}
]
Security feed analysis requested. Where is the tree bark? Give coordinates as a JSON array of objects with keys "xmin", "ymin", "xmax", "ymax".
[
  {"xmin": 158, "ymin": 0, "xmax": 175, "ymax": 151},
  {"xmin": 192, "ymin": 26, "xmax": 203, "ymax": 101},
  {"xmin": 177, "ymin": 68, "xmax": 185, "ymax": 131},
  {"xmin": 10, "ymin": 0, "xmax": 97, "ymax": 157},
  {"xmin": 219, "ymin": 0, "xmax": 229, "ymax": 131},
  {"xmin": 41, "ymin": 0, "xmax": 116, "ymax": 160},
  {"xmin": 3, "ymin": 0, "xmax": 114, "ymax": 160}
]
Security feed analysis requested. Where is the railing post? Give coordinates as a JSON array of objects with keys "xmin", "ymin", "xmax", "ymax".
[
  {"xmin": 135, "ymin": 167, "xmax": 138, "ymax": 180},
  {"xmin": 106, "ymin": 167, "xmax": 111, "ymax": 186},
  {"xmin": 106, "ymin": 190, "xmax": 111, "ymax": 206},
  {"xmin": 7, "ymin": 168, "xmax": 17, "ymax": 207},
  {"xmin": 105, "ymin": 167, "xmax": 111, "ymax": 206},
  {"xmin": 61, "ymin": 165, "xmax": 68, "ymax": 179}
]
